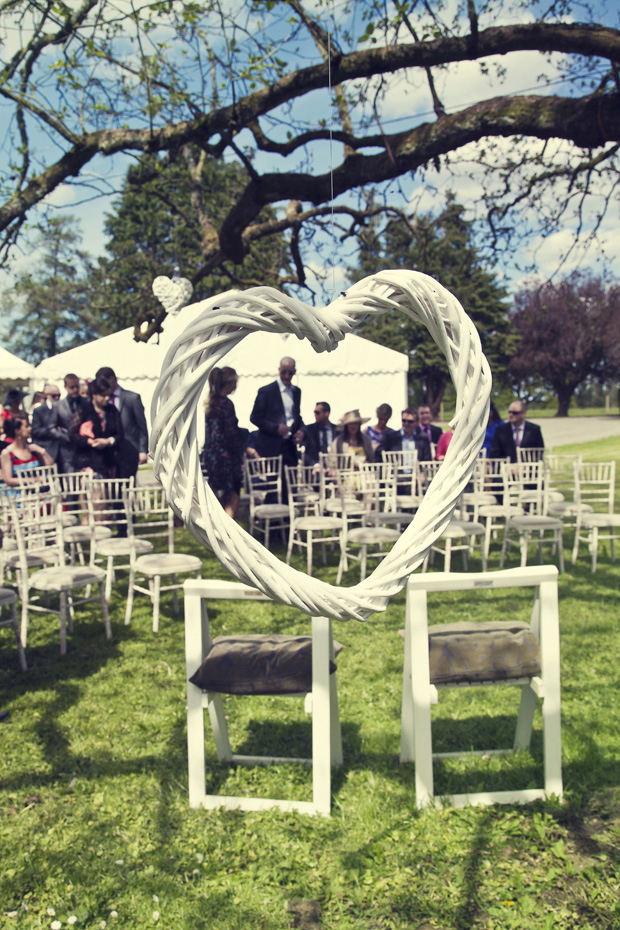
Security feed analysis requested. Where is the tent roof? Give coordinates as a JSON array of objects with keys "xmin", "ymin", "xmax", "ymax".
[
  {"xmin": 0, "ymin": 345, "xmax": 34, "ymax": 380},
  {"xmin": 33, "ymin": 302, "xmax": 408, "ymax": 384}
]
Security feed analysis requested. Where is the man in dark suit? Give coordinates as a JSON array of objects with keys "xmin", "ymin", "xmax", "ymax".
[
  {"xmin": 31, "ymin": 383, "xmax": 62, "ymax": 464},
  {"xmin": 303, "ymin": 401, "xmax": 338, "ymax": 466},
  {"xmin": 96, "ymin": 366, "xmax": 149, "ymax": 479},
  {"xmin": 489, "ymin": 399, "xmax": 544, "ymax": 463},
  {"xmin": 49, "ymin": 373, "xmax": 88, "ymax": 472},
  {"xmin": 416, "ymin": 405, "xmax": 443, "ymax": 445},
  {"xmin": 377, "ymin": 408, "xmax": 432, "ymax": 461},
  {"xmin": 250, "ymin": 357, "xmax": 304, "ymax": 467}
]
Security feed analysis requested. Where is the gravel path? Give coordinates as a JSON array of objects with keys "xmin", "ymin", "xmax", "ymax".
[{"xmin": 529, "ymin": 416, "xmax": 620, "ymax": 448}]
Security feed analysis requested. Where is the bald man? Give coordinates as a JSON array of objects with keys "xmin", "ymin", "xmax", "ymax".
[
  {"xmin": 31, "ymin": 382, "xmax": 62, "ymax": 464},
  {"xmin": 250, "ymin": 357, "xmax": 305, "ymax": 466}
]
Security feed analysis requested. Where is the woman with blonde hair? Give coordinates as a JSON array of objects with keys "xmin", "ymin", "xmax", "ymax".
[{"xmin": 202, "ymin": 367, "xmax": 253, "ymax": 519}]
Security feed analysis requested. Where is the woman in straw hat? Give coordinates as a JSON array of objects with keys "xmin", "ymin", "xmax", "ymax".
[{"xmin": 329, "ymin": 409, "xmax": 375, "ymax": 464}]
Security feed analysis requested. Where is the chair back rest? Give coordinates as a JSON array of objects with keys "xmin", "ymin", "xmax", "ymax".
[
  {"xmin": 284, "ymin": 464, "xmax": 321, "ymax": 517},
  {"xmin": 244, "ymin": 456, "xmax": 283, "ymax": 506},
  {"xmin": 419, "ymin": 460, "xmax": 442, "ymax": 492},
  {"xmin": 360, "ymin": 462, "xmax": 398, "ymax": 514},
  {"xmin": 318, "ymin": 451, "xmax": 357, "ymax": 474},
  {"xmin": 124, "ymin": 485, "xmax": 175, "ymax": 552},
  {"xmin": 516, "ymin": 447, "xmax": 545, "ymax": 464},
  {"xmin": 574, "ymin": 461, "xmax": 615, "ymax": 513},
  {"xmin": 16, "ymin": 462, "xmax": 58, "ymax": 490},
  {"xmin": 52, "ymin": 470, "xmax": 92, "ymax": 523},
  {"xmin": 501, "ymin": 461, "xmax": 546, "ymax": 514},
  {"xmin": 87, "ymin": 477, "xmax": 135, "ymax": 530},
  {"xmin": 547, "ymin": 453, "xmax": 581, "ymax": 501},
  {"xmin": 381, "ymin": 450, "xmax": 419, "ymax": 497},
  {"xmin": 10, "ymin": 489, "xmax": 65, "ymax": 567}
]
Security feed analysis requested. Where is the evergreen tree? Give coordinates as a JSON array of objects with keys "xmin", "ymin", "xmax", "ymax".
[
  {"xmin": 350, "ymin": 196, "xmax": 516, "ymax": 413},
  {"xmin": 91, "ymin": 150, "xmax": 289, "ymax": 334},
  {"xmin": 1, "ymin": 217, "xmax": 100, "ymax": 364}
]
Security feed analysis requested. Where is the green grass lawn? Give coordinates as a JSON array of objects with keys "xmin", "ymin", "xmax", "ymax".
[{"xmin": 1, "ymin": 444, "xmax": 620, "ymax": 930}]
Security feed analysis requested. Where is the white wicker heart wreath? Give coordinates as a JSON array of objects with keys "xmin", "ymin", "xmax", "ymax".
[{"xmin": 150, "ymin": 269, "xmax": 491, "ymax": 622}]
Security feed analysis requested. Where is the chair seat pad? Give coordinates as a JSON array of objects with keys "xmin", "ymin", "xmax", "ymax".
[
  {"xmin": 347, "ymin": 526, "xmax": 400, "ymax": 544},
  {"xmin": 478, "ymin": 504, "xmax": 512, "ymax": 517},
  {"xmin": 508, "ymin": 516, "xmax": 563, "ymax": 530},
  {"xmin": 373, "ymin": 511, "xmax": 414, "ymax": 525},
  {"xmin": 133, "ymin": 553, "xmax": 202, "ymax": 575},
  {"xmin": 96, "ymin": 538, "xmax": 154, "ymax": 556},
  {"xmin": 581, "ymin": 512, "xmax": 620, "ymax": 528},
  {"xmin": 5, "ymin": 552, "xmax": 46, "ymax": 569},
  {"xmin": 64, "ymin": 525, "xmax": 113, "ymax": 543},
  {"xmin": 428, "ymin": 620, "xmax": 541, "ymax": 685},
  {"xmin": 294, "ymin": 515, "xmax": 342, "ymax": 531},
  {"xmin": 547, "ymin": 490, "xmax": 565, "ymax": 503},
  {"xmin": 461, "ymin": 492, "xmax": 496, "ymax": 505},
  {"xmin": 61, "ymin": 513, "xmax": 79, "ymax": 527},
  {"xmin": 1, "ymin": 537, "xmax": 17, "ymax": 551},
  {"xmin": 324, "ymin": 498, "xmax": 365, "ymax": 515},
  {"xmin": 190, "ymin": 634, "xmax": 343, "ymax": 695},
  {"xmin": 444, "ymin": 520, "xmax": 485, "ymax": 537},
  {"xmin": 0, "ymin": 587, "xmax": 17, "ymax": 605},
  {"xmin": 548, "ymin": 501, "xmax": 593, "ymax": 516},
  {"xmin": 30, "ymin": 565, "xmax": 107, "ymax": 591},
  {"xmin": 253, "ymin": 504, "xmax": 289, "ymax": 519}
]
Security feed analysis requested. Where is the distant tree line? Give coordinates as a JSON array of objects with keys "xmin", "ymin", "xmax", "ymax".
[{"xmin": 2, "ymin": 167, "xmax": 619, "ymax": 417}]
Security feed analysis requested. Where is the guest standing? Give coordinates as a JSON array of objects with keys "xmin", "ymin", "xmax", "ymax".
[
  {"xmin": 68, "ymin": 376, "xmax": 122, "ymax": 478},
  {"xmin": 482, "ymin": 402, "xmax": 503, "ymax": 457},
  {"xmin": 202, "ymin": 367, "xmax": 254, "ymax": 519}
]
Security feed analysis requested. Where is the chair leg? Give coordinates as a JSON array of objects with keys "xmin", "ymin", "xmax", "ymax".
[
  {"xmin": 152, "ymin": 575, "xmax": 162, "ymax": 633},
  {"xmin": 172, "ymin": 578, "xmax": 179, "ymax": 616},
  {"xmin": 105, "ymin": 556, "xmax": 114, "ymax": 602},
  {"xmin": 99, "ymin": 582, "xmax": 112, "ymax": 641},
  {"xmin": 514, "ymin": 683, "xmax": 538, "ymax": 750},
  {"xmin": 591, "ymin": 527, "xmax": 598, "ymax": 573},
  {"xmin": 307, "ymin": 530, "xmax": 313, "ymax": 576},
  {"xmin": 124, "ymin": 565, "xmax": 136, "ymax": 625},
  {"xmin": 311, "ymin": 615, "xmax": 333, "ymax": 815},
  {"xmin": 9, "ymin": 600, "xmax": 27, "ymax": 671},
  {"xmin": 59, "ymin": 592, "xmax": 68, "ymax": 655}
]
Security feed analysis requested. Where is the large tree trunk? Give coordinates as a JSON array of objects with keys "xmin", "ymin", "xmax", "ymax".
[{"xmin": 555, "ymin": 386, "xmax": 574, "ymax": 417}]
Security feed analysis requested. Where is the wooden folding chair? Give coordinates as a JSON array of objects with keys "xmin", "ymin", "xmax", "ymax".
[{"xmin": 184, "ymin": 579, "xmax": 343, "ymax": 815}]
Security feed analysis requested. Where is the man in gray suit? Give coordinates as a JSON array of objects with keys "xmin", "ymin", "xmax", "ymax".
[
  {"xmin": 49, "ymin": 373, "xmax": 87, "ymax": 472},
  {"xmin": 95, "ymin": 366, "xmax": 149, "ymax": 480},
  {"xmin": 31, "ymin": 383, "xmax": 62, "ymax": 463}
]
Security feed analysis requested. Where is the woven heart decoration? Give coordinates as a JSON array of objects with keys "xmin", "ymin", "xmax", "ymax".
[
  {"xmin": 152, "ymin": 275, "xmax": 194, "ymax": 315},
  {"xmin": 151, "ymin": 269, "xmax": 491, "ymax": 622}
]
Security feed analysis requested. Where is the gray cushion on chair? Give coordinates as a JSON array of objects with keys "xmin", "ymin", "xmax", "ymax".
[
  {"xmin": 428, "ymin": 621, "xmax": 541, "ymax": 685},
  {"xmin": 189, "ymin": 634, "xmax": 343, "ymax": 695}
]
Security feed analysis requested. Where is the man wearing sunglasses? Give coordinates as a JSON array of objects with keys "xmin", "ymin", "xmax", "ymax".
[
  {"xmin": 489, "ymin": 399, "xmax": 544, "ymax": 462},
  {"xmin": 376, "ymin": 408, "xmax": 432, "ymax": 462},
  {"xmin": 31, "ymin": 382, "xmax": 62, "ymax": 465},
  {"xmin": 303, "ymin": 401, "xmax": 338, "ymax": 466}
]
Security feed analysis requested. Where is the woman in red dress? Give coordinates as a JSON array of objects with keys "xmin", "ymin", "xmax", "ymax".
[{"xmin": 0, "ymin": 413, "xmax": 53, "ymax": 491}]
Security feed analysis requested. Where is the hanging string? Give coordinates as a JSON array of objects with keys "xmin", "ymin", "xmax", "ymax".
[{"xmin": 327, "ymin": 11, "xmax": 336, "ymax": 297}]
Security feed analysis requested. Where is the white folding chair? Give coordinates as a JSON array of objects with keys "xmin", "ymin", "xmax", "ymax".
[
  {"xmin": 9, "ymin": 491, "xmax": 111, "ymax": 654},
  {"xmin": 0, "ymin": 586, "xmax": 27, "ymax": 670},
  {"xmin": 335, "ymin": 468, "xmax": 401, "ymax": 582},
  {"xmin": 184, "ymin": 579, "xmax": 343, "ymax": 815},
  {"xmin": 123, "ymin": 486, "xmax": 202, "ymax": 631},
  {"xmin": 516, "ymin": 447, "xmax": 546, "ymax": 464},
  {"xmin": 88, "ymin": 477, "xmax": 153, "ymax": 601},
  {"xmin": 284, "ymin": 464, "xmax": 343, "ymax": 576},
  {"xmin": 571, "ymin": 461, "xmax": 620, "ymax": 571},
  {"xmin": 400, "ymin": 566, "xmax": 562, "ymax": 809},
  {"xmin": 499, "ymin": 462, "xmax": 565, "ymax": 572},
  {"xmin": 244, "ymin": 456, "xmax": 289, "ymax": 548},
  {"xmin": 381, "ymin": 450, "xmax": 422, "ymax": 511}
]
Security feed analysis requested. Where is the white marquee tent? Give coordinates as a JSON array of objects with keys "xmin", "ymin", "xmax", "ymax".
[
  {"xmin": 0, "ymin": 346, "xmax": 34, "ymax": 382},
  {"xmin": 33, "ymin": 302, "xmax": 409, "ymax": 432}
]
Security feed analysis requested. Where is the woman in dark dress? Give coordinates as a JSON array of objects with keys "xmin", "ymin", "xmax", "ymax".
[
  {"xmin": 202, "ymin": 366, "xmax": 252, "ymax": 519},
  {"xmin": 68, "ymin": 375, "xmax": 122, "ymax": 478}
]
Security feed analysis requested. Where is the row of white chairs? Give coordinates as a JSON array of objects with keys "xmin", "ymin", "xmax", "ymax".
[
  {"xmin": 0, "ymin": 470, "xmax": 202, "ymax": 661},
  {"xmin": 185, "ymin": 565, "xmax": 562, "ymax": 814},
  {"xmin": 243, "ymin": 451, "xmax": 620, "ymax": 579}
]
